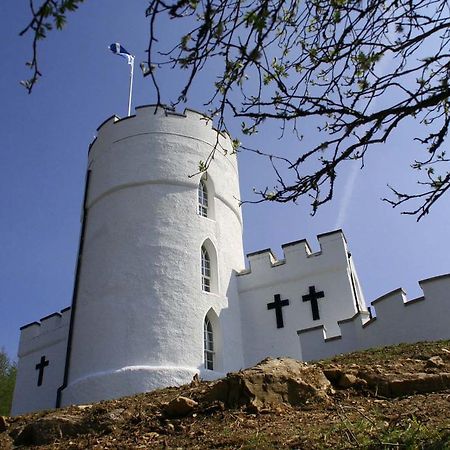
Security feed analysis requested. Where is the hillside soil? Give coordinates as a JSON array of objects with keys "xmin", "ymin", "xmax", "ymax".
[{"xmin": 1, "ymin": 340, "xmax": 450, "ymax": 449}]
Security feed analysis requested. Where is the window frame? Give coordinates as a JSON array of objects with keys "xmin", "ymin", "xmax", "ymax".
[
  {"xmin": 204, "ymin": 316, "xmax": 214, "ymax": 370},
  {"xmin": 198, "ymin": 180, "xmax": 208, "ymax": 217},
  {"xmin": 201, "ymin": 246, "xmax": 211, "ymax": 292}
]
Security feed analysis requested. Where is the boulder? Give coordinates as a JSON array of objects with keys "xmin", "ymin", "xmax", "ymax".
[
  {"xmin": 206, "ymin": 357, "xmax": 331, "ymax": 409},
  {"xmin": 13, "ymin": 414, "xmax": 87, "ymax": 446},
  {"xmin": 163, "ymin": 397, "xmax": 198, "ymax": 418}
]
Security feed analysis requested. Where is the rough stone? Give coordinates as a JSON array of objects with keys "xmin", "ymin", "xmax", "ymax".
[
  {"xmin": 323, "ymin": 367, "xmax": 367, "ymax": 389},
  {"xmin": 358, "ymin": 371, "xmax": 450, "ymax": 397},
  {"xmin": 426, "ymin": 356, "xmax": 445, "ymax": 368},
  {"xmin": 338, "ymin": 373, "xmax": 359, "ymax": 389},
  {"xmin": 322, "ymin": 366, "xmax": 343, "ymax": 384},
  {"xmin": 75, "ymin": 404, "xmax": 93, "ymax": 410},
  {"xmin": 0, "ymin": 416, "xmax": 7, "ymax": 433},
  {"xmin": 388, "ymin": 373, "xmax": 450, "ymax": 397},
  {"xmin": 357, "ymin": 370, "xmax": 390, "ymax": 396},
  {"xmin": 206, "ymin": 357, "xmax": 332, "ymax": 409},
  {"xmin": 163, "ymin": 397, "xmax": 198, "ymax": 418},
  {"xmin": 13, "ymin": 414, "xmax": 87, "ymax": 446},
  {"xmin": 190, "ymin": 373, "xmax": 200, "ymax": 387}
]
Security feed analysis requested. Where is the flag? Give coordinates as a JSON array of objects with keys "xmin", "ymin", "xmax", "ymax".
[{"xmin": 109, "ymin": 43, "xmax": 133, "ymax": 64}]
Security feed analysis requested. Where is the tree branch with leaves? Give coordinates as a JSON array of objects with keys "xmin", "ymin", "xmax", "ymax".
[
  {"xmin": 20, "ymin": 0, "xmax": 85, "ymax": 92},
  {"xmin": 22, "ymin": 0, "xmax": 450, "ymax": 219}
]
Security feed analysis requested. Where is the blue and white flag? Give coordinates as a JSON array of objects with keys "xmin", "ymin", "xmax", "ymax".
[{"xmin": 109, "ymin": 43, "xmax": 133, "ymax": 64}]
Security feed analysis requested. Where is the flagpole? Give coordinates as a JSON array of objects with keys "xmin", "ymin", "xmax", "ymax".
[
  {"xmin": 109, "ymin": 43, "xmax": 135, "ymax": 116},
  {"xmin": 127, "ymin": 56, "xmax": 134, "ymax": 117}
]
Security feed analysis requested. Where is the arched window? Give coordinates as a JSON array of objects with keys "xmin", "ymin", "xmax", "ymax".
[
  {"xmin": 204, "ymin": 317, "xmax": 214, "ymax": 370},
  {"xmin": 198, "ymin": 180, "xmax": 208, "ymax": 217},
  {"xmin": 201, "ymin": 246, "xmax": 211, "ymax": 292},
  {"xmin": 200, "ymin": 239, "xmax": 218, "ymax": 293}
]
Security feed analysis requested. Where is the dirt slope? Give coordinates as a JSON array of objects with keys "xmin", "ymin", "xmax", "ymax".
[{"xmin": 2, "ymin": 340, "xmax": 450, "ymax": 449}]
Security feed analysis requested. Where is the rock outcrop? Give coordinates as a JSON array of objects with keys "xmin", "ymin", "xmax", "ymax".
[{"xmin": 206, "ymin": 357, "xmax": 332, "ymax": 410}]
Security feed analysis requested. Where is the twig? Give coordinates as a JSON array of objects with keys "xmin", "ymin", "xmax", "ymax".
[{"xmin": 335, "ymin": 404, "xmax": 360, "ymax": 447}]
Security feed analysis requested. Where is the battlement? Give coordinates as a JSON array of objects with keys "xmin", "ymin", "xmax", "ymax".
[
  {"xmin": 85, "ymin": 104, "xmax": 241, "ymax": 219},
  {"xmin": 89, "ymin": 105, "xmax": 232, "ymax": 158},
  {"xmin": 297, "ymin": 273, "xmax": 450, "ymax": 361},
  {"xmin": 238, "ymin": 230, "xmax": 348, "ymax": 279},
  {"xmin": 18, "ymin": 307, "xmax": 71, "ymax": 357},
  {"xmin": 96, "ymin": 105, "xmax": 215, "ymax": 130}
]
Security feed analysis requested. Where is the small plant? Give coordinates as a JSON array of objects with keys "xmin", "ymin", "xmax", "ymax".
[
  {"xmin": 240, "ymin": 433, "xmax": 274, "ymax": 450},
  {"xmin": 380, "ymin": 417, "xmax": 447, "ymax": 449}
]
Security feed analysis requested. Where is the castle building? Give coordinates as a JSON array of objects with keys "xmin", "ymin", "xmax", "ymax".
[{"xmin": 12, "ymin": 106, "xmax": 450, "ymax": 416}]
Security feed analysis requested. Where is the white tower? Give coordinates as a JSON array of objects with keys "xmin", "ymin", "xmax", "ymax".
[{"xmin": 59, "ymin": 106, "xmax": 246, "ymax": 406}]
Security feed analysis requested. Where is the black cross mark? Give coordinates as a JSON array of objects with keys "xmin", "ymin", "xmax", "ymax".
[
  {"xmin": 302, "ymin": 286, "xmax": 325, "ymax": 320},
  {"xmin": 35, "ymin": 355, "xmax": 49, "ymax": 387},
  {"xmin": 267, "ymin": 294, "xmax": 290, "ymax": 328}
]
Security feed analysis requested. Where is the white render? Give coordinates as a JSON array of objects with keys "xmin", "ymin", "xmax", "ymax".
[
  {"xmin": 12, "ymin": 308, "xmax": 70, "ymax": 415},
  {"xmin": 11, "ymin": 105, "xmax": 450, "ymax": 416},
  {"xmin": 60, "ymin": 106, "xmax": 246, "ymax": 407},
  {"xmin": 298, "ymin": 274, "xmax": 450, "ymax": 361},
  {"xmin": 238, "ymin": 231, "xmax": 368, "ymax": 366}
]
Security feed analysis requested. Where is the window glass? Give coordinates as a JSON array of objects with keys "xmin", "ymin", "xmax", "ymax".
[
  {"xmin": 204, "ymin": 317, "xmax": 214, "ymax": 370},
  {"xmin": 201, "ymin": 247, "xmax": 211, "ymax": 292},
  {"xmin": 198, "ymin": 180, "xmax": 208, "ymax": 217}
]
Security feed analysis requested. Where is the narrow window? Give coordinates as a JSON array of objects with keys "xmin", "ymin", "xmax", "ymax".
[
  {"xmin": 204, "ymin": 317, "xmax": 214, "ymax": 370},
  {"xmin": 201, "ymin": 246, "xmax": 211, "ymax": 292},
  {"xmin": 198, "ymin": 180, "xmax": 208, "ymax": 217}
]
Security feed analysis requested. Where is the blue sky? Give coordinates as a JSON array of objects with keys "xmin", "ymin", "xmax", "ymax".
[{"xmin": 1, "ymin": 1, "xmax": 448, "ymax": 359}]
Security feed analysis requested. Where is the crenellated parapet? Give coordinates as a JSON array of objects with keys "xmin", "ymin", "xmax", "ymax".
[
  {"xmin": 237, "ymin": 230, "xmax": 368, "ymax": 367},
  {"xmin": 18, "ymin": 307, "xmax": 71, "ymax": 358},
  {"xmin": 85, "ymin": 105, "xmax": 240, "ymax": 220},
  {"xmin": 238, "ymin": 230, "xmax": 351, "ymax": 287},
  {"xmin": 298, "ymin": 273, "xmax": 450, "ymax": 361},
  {"xmin": 89, "ymin": 105, "xmax": 232, "ymax": 161},
  {"xmin": 12, "ymin": 307, "xmax": 71, "ymax": 415},
  {"xmin": 57, "ymin": 104, "xmax": 246, "ymax": 408}
]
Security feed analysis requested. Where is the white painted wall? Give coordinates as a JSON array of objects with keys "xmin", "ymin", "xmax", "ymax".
[
  {"xmin": 12, "ymin": 105, "xmax": 448, "ymax": 416},
  {"xmin": 11, "ymin": 308, "xmax": 70, "ymax": 415},
  {"xmin": 298, "ymin": 274, "xmax": 450, "ymax": 361},
  {"xmin": 237, "ymin": 231, "xmax": 368, "ymax": 367},
  {"xmin": 60, "ymin": 106, "xmax": 246, "ymax": 406}
]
